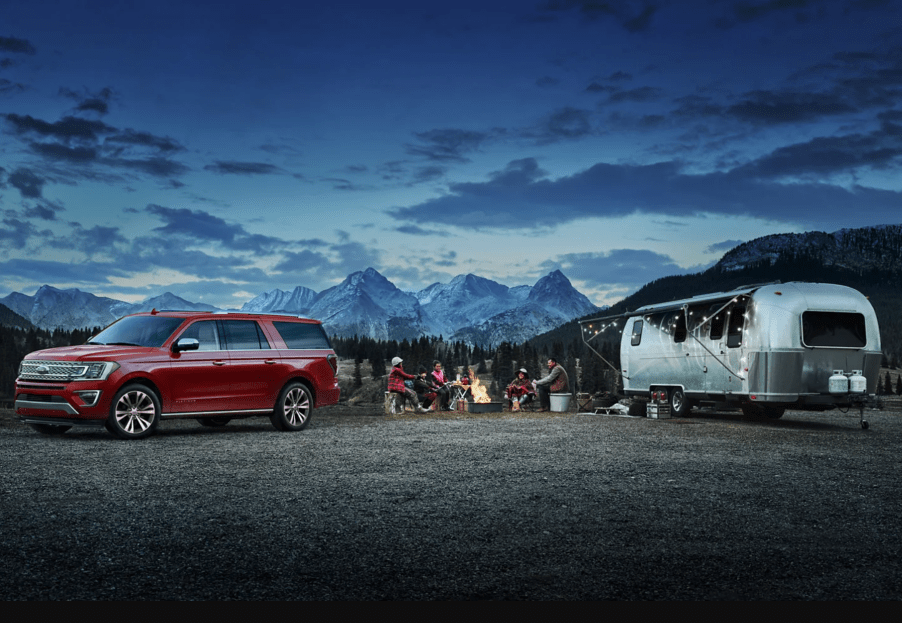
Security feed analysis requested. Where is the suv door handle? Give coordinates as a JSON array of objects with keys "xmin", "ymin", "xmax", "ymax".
[
  {"xmin": 212, "ymin": 360, "xmax": 226, "ymax": 366},
  {"xmin": 264, "ymin": 360, "xmax": 277, "ymax": 365}
]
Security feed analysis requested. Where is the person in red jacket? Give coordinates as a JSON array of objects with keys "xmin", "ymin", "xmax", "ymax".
[{"xmin": 388, "ymin": 357, "xmax": 428, "ymax": 413}]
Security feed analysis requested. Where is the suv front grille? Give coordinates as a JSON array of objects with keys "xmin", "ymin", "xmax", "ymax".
[{"xmin": 19, "ymin": 361, "xmax": 89, "ymax": 381}]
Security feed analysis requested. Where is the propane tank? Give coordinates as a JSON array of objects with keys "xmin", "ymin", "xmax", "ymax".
[
  {"xmin": 829, "ymin": 370, "xmax": 849, "ymax": 394},
  {"xmin": 849, "ymin": 370, "xmax": 867, "ymax": 394}
]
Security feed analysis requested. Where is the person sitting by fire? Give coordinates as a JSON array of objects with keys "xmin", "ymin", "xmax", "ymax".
[
  {"xmin": 430, "ymin": 360, "xmax": 452, "ymax": 410},
  {"xmin": 534, "ymin": 357, "xmax": 570, "ymax": 412},
  {"xmin": 506, "ymin": 368, "xmax": 535, "ymax": 411},
  {"xmin": 414, "ymin": 366, "xmax": 440, "ymax": 411},
  {"xmin": 388, "ymin": 357, "xmax": 429, "ymax": 414}
]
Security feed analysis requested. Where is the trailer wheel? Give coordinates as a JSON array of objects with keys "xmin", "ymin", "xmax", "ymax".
[
  {"xmin": 669, "ymin": 388, "xmax": 689, "ymax": 417},
  {"xmin": 762, "ymin": 406, "xmax": 784, "ymax": 419}
]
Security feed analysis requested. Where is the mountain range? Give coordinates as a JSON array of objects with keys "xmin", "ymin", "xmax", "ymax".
[
  {"xmin": 0, "ymin": 269, "xmax": 599, "ymax": 345},
  {"xmin": 4, "ymin": 223, "xmax": 901, "ymax": 350}
]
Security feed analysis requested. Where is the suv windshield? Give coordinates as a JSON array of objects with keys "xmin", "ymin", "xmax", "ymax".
[{"xmin": 89, "ymin": 316, "xmax": 185, "ymax": 348}]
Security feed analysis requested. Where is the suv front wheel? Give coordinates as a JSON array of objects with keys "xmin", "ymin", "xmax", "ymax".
[
  {"xmin": 271, "ymin": 382, "xmax": 313, "ymax": 431},
  {"xmin": 106, "ymin": 384, "xmax": 160, "ymax": 440}
]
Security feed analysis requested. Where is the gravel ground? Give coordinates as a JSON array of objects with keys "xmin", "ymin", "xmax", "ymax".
[{"xmin": 1, "ymin": 403, "xmax": 900, "ymax": 600}]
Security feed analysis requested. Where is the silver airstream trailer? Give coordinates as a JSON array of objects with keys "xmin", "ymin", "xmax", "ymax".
[{"xmin": 580, "ymin": 282, "xmax": 881, "ymax": 426}]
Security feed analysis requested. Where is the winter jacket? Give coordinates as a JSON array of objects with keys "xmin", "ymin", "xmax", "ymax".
[
  {"xmin": 535, "ymin": 364, "xmax": 569, "ymax": 393},
  {"xmin": 388, "ymin": 366, "xmax": 416, "ymax": 393}
]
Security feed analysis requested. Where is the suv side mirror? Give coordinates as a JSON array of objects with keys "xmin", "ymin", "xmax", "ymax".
[{"xmin": 173, "ymin": 338, "xmax": 200, "ymax": 353}]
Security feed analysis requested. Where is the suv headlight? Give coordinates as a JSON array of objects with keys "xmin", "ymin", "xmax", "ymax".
[
  {"xmin": 84, "ymin": 362, "xmax": 116, "ymax": 380},
  {"xmin": 83, "ymin": 362, "xmax": 120, "ymax": 381}
]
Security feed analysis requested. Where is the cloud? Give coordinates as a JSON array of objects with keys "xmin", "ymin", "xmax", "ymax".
[
  {"xmin": 388, "ymin": 155, "xmax": 902, "ymax": 230},
  {"xmin": 405, "ymin": 128, "xmax": 493, "ymax": 162},
  {"xmin": 410, "ymin": 165, "xmax": 445, "ymax": 184},
  {"xmin": 8, "ymin": 168, "xmax": 45, "ymax": 198},
  {"xmin": 4, "ymin": 112, "xmax": 190, "ymax": 180},
  {"xmin": 538, "ymin": 1, "xmax": 660, "ymax": 32},
  {"xmin": 104, "ymin": 130, "xmax": 183, "ymax": 154},
  {"xmin": 144, "ymin": 204, "xmax": 283, "ymax": 252},
  {"xmin": 271, "ymin": 239, "xmax": 382, "ymax": 281},
  {"xmin": 730, "ymin": 0, "xmax": 816, "ymax": 24},
  {"xmin": 541, "ymin": 248, "xmax": 690, "ymax": 289},
  {"xmin": 203, "ymin": 161, "xmax": 284, "ymax": 175},
  {"xmin": 0, "ymin": 36, "xmax": 36, "ymax": 55},
  {"xmin": 0, "ymin": 258, "xmax": 128, "ymax": 284},
  {"xmin": 727, "ymin": 90, "xmax": 855, "ymax": 124},
  {"xmin": 24, "ymin": 203, "xmax": 62, "ymax": 221},
  {"xmin": 4, "ymin": 114, "xmax": 115, "ymax": 141},
  {"xmin": 536, "ymin": 76, "xmax": 560, "ymax": 88},
  {"xmin": 114, "ymin": 157, "xmax": 189, "ymax": 177},
  {"xmin": 59, "ymin": 87, "xmax": 115, "ymax": 115},
  {"xmin": 736, "ymin": 126, "xmax": 902, "ymax": 178},
  {"xmin": 0, "ymin": 218, "xmax": 49, "ymax": 250},
  {"xmin": 523, "ymin": 107, "xmax": 594, "ymax": 143},
  {"xmin": 395, "ymin": 225, "xmax": 448, "ymax": 237},
  {"xmin": 0, "ymin": 78, "xmax": 27, "ymax": 94},
  {"xmin": 322, "ymin": 177, "xmax": 362, "ymax": 191}
]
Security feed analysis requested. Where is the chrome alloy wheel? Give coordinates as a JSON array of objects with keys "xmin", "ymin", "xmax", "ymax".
[
  {"xmin": 283, "ymin": 387, "xmax": 310, "ymax": 426},
  {"xmin": 114, "ymin": 389, "xmax": 156, "ymax": 434}
]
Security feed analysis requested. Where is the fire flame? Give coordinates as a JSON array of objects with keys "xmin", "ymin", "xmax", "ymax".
[{"xmin": 470, "ymin": 375, "xmax": 491, "ymax": 403}]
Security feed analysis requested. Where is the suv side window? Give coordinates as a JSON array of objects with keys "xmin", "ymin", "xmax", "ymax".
[
  {"xmin": 273, "ymin": 321, "xmax": 332, "ymax": 349},
  {"xmin": 179, "ymin": 320, "xmax": 222, "ymax": 351},
  {"xmin": 221, "ymin": 320, "xmax": 271, "ymax": 350}
]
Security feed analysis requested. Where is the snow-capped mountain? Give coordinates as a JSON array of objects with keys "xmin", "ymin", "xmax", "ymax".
[
  {"xmin": 0, "ymin": 287, "xmax": 217, "ymax": 330},
  {"xmin": 305, "ymin": 268, "xmax": 433, "ymax": 340},
  {"xmin": 0, "ymin": 285, "xmax": 128, "ymax": 330},
  {"xmin": 449, "ymin": 271, "xmax": 599, "ymax": 344},
  {"xmin": 416, "ymin": 273, "xmax": 524, "ymax": 336},
  {"xmin": 0, "ymin": 268, "xmax": 598, "ymax": 344},
  {"xmin": 241, "ymin": 286, "xmax": 317, "ymax": 313},
  {"xmin": 525, "ymin": 270, "xmax": 597, "ymax": 321}
]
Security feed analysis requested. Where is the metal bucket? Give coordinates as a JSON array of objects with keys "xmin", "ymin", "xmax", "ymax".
[{"xmin": 550, "ymin": 394, "xmax": 571, "ymax": 412}]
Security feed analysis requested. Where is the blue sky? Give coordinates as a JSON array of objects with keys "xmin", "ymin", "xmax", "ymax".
[{"xmin": 2, "ymin": 0, "xmax": 901, "ymax": 308}]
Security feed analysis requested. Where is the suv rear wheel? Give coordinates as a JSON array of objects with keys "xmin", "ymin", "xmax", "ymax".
[{"xmin": 271, "ymin": 382, "xmax": 313, "ymax": 431}]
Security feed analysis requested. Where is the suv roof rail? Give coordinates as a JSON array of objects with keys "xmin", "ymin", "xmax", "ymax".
[{"xmin": 212, "ymin": 310, "xmax": 312, "ymax": 319}]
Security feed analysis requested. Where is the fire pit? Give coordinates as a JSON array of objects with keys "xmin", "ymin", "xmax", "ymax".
[{"xmin": 465, "ymin": 401, "xmax": 503, "ymax": 414}]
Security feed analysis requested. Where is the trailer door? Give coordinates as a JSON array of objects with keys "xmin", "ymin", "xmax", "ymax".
[{"xmin": 705, "ymin": 303, "xmax": 746, "ymax": 395}]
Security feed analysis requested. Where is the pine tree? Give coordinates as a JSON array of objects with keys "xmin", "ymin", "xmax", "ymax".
[{"xmin": 353, "ymin": 359, "xmax": 363, "ymax": 388}]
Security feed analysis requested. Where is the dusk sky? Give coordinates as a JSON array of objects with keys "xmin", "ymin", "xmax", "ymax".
[{"xmin": 2, "ymin": 0, "xmax": 901, "ymax": 308}]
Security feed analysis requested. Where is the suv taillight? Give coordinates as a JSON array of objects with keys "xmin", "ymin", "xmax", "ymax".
[{"xmin": 327, "ymin": 354, "xmax": 338, "ymax": 376}]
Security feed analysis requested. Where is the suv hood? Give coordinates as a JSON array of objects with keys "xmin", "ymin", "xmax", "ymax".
[{"xmin": 25, "ymin": 344, "xmax": 162, "ymax": 361}]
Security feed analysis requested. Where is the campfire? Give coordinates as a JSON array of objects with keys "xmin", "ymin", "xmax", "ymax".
[
  {"xmin": 469, "ymin": 375, "xmax": 491, "ymax": 403},
  {"xmin": 464, "ymin": 375, "xmax": 503, "ymax": 413}
]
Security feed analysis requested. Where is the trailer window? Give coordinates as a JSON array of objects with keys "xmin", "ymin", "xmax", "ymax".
[
  {"xmin": 630, "ymin": 319, "xmax": 643, "ymax": 346},
  {"xmin": 802, "ymin": 312, "xmax": 866, "ymax": 348},
  {"xmin": 665, "ymin": 311, "xmax": 687, "ymax": 343},
  {"xmin": 708, "ymin": 305, "xmax": 725, "ymax": 340},
  {"xmin": 727, "ymin": 306, "xmax": 745, "ymax": 348}
]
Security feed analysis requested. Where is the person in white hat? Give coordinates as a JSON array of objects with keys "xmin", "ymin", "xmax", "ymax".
[{"xmin": 388, "ymin": 357, "xmax": 428, "ymax": 414}]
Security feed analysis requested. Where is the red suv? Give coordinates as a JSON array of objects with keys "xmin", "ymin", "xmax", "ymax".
[{"xmin": 15, "ymin": 311, "xmax": 340, "ymax": 439}]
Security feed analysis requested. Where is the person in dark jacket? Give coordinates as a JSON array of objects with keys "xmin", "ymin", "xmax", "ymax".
[
  {"xmin": 388, "ymin": 357, "xmax": 428, "ymax": 413},
  {"xmin": 414, "ymin": 366, "xmax": 439, "ymax": 410}
]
